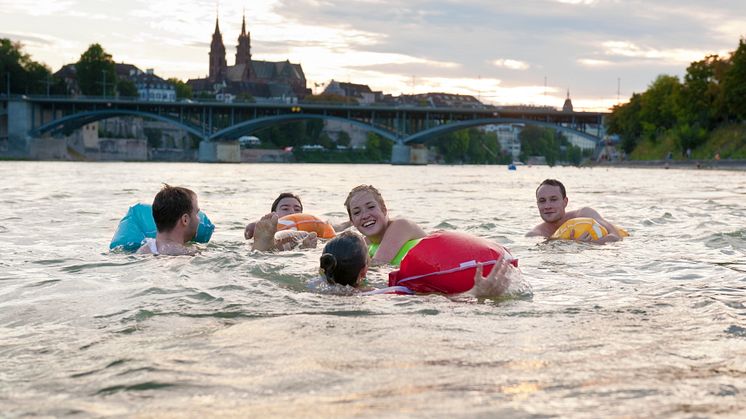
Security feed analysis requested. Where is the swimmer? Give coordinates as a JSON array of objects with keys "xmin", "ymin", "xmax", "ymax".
[
  {"xmin": 137, "ymin": 184, "xmax": 200, "ymax": 256},
  {"xmin": 251, "ymin": 212, "xmax": 318, "ymax": 251},
  {"xmin": 526, "ymin": 179, "xmax": 621, "ymax": 243},
  {"xmin": 244, "ymin": 192, "xmax": 350, "ymax": 240},
  {"xmin": 244, "ymin": 192, "xmax": 303, "ymax": 239},
  {"xmin": 344, "ymin": 185, "xmax": 426, "ymax": 266},
  {"xmin": 319, "ymin": 231, "xmax": 515, "ymax": 297}
]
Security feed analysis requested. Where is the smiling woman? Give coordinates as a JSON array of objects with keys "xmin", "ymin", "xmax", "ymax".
[{"xmin": 344, "ymin": 184, "xmax": 426, "ymax": 266}]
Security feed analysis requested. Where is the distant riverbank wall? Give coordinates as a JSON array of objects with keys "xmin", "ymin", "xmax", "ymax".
[{"xmin": 588, "ymin": 159, "xmax": 746, "ymax": 170}]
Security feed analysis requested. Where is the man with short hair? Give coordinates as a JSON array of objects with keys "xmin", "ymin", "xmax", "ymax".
[
  {"xmin": 137, "ymin": 184, "xmax": 201, "ymax": 255},
  {"xmin": 527, "ymin": 179, "xmax": 621, "ymax": 243}
]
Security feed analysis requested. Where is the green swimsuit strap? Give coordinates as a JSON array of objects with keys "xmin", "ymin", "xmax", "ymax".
[{"xmin": 368, "ymin": 238, "xmax": 422, "ymax": 266}]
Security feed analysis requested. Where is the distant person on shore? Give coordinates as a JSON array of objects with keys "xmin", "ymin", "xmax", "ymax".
[
  {"xmin": 526, "ymin": 179, "xmax": 622, "ymax": 243},
  {"xmin": 137, "ymin": 185, "xmax": 201, "ymax": 256}
]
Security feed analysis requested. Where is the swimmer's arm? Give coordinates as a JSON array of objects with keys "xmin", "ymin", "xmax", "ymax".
[
  {"xmin": 331, "ymin": 220, "xmax": 351, "ymax": 232},
  {"xmin": 577, "ymin": 207, "xmax": 621, "ymax": 243},
  {"xmin": 370, "ymin": 218, "xmax": 426, "ymax": 265}
]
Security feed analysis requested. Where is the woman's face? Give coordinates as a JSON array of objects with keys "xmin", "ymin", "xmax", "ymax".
[
  {"xmin": 348, "ymin": 191, "xmax": 387, "ymax": 238},
  {"xmin": 275, "ymin": 197, "xmax": 302, "ymax": 217}
]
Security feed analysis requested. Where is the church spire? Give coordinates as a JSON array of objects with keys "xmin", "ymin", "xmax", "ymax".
[
  {"xmin": 236, "ymin": 12, "xmax": 252, "ymax": 66},
  {"xmin": 209, "ymin": 12, "xmax": 227, "ymax": 82},
  {"xmin": 562, "ymin": 89, "xmax": 573, "ymax": 112}
]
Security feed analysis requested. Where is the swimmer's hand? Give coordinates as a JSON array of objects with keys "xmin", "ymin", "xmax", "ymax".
[
  {"xmin": 244, "ymin": 221, "xmax": 257, "ymax": 240},
  {"xmin": 252, "ymin": 213, "xmax": 279, "ymax": 251},
  {"xmin": 274, "ymin": 230, "xmax": 317, "ymax": 251},
  {"xmin": 569, "ymin": 228, "xmax": 620, "ymax": 244},
  {"xmin": 467, "ymin": 259, "xmax": 512, "ymax": 298},
  {"xmin": 569, "ymin": 228, "xmax": 592, "ymax": 242},
  {"xmin": 300, "ymin": 232, "xmax": 318, "ymax": 249}
]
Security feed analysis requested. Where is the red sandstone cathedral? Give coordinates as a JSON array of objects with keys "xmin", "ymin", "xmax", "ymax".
[{"xmin": 187, "ymin": 15, "xmax": 309, "ymax": 100}]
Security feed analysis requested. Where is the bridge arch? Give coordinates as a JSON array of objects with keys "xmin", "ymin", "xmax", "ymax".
[
  {"xmin": 208, "ymin": 113, "xmax": 399, "ymax": 143},
  {"xmin": 402, "ymin": 118, "xmax": 601, "ymax": 145},
  {"xmin": 29, "ymin": 109, "xmax": 206, "ymax": 140}
]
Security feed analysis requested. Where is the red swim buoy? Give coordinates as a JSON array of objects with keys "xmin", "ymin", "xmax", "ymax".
[{"xmin": 388, "ymin": 230, "xmax": 517, "ymax": 295}]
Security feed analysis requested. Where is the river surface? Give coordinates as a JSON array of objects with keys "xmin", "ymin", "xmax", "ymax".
[{"xmin": 1, "ymin": 162, "xmax": 745, "ymax": 418}]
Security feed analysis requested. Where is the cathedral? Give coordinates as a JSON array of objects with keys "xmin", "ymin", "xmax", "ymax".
[{"xmin": 187, "ymin": 15, "xmax": 310, "ymax": 100}]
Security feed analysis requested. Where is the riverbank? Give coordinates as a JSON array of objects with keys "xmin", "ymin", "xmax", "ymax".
[{"xmin": 587, "ymin": 159, "xmax": 746, "ymax": 170}]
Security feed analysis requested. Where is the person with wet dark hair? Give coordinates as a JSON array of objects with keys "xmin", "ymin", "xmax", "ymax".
[
  {"xmin": 319, "ymin": 231, "xmax": 369, "ymax": 287},
  {"xmin": 317, "ymin": 230, "xmax": 517, "ymax": 297},
  {"xmin": 245, "ymin": 192, "xmax": 303, "ymax": 239},
  {"xmin": 137, "ymin": 184, "xmax": 200, "ymax": 256}
]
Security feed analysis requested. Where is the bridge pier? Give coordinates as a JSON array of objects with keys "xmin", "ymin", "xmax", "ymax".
[
  {"xmin": 391, "ymin": 142, "xmax": 428, "ymax": 165},
  {"xmin": 391, "ymin": 142, "xmax": 411, "ymax": 165},
  {"xmin": 198, "ymin": 140, "xmax": 241, "ymax": 163},
  {"xmin": 7, "ymin": 98, "xmax": 33, "ymax": 155}
]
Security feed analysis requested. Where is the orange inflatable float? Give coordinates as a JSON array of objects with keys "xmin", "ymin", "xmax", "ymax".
[{"xmin": 276, "ymin": 213, "xmax": 336, "ymax": 239}]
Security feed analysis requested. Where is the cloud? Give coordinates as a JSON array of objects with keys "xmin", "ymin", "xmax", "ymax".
[
  {"xmin": 553, "ymin": 0, "xmax": 599, "ymax": 4},
  {"xmin": 0, "ymin": 0, "xmax": 75, "ymax": 16},
  {"xmin": 492, "ymin": 59, "xmax": 530, "ymax": 70},
  {"xmin": 577, "ymin": 58, "xmax": 614, "ymax": 67},
  {"xmin": 601, "ymin": 40, "xmax": 712, "ymax": 64}
]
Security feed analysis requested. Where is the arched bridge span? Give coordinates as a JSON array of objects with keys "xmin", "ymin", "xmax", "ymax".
[
  {"xmin": 402, "ymin": 118, "xmax": 602, "ymax": 145},
  {"xmin": 29, "ymin": 109, "xmax": 205, "ymax": 139}
]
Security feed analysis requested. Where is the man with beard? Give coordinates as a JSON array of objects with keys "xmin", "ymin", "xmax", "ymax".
[{"xmin": 527, "ymin": 179, "xmax": 621, "ymax": 243}]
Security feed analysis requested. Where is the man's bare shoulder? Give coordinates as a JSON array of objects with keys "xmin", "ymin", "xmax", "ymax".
[
  {"xmin": 573, "ymin": 207, "xmax": 601, "ymax": 218},
  {"xmin": 526, "ymin": 223, "xmax": 550, "ymax": 237},
  {"xmin": 136, "ymin": 243, "xmax": 153, "ymax": 254}
]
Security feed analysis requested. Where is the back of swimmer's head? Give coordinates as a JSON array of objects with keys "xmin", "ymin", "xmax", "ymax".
[
  {"xmin": 319, "ymin": 231, "xmax": 368, "ymax": 287},
  {"xmin": 152, "ymin": 184, "xmax": 196, "ymax": 233}
]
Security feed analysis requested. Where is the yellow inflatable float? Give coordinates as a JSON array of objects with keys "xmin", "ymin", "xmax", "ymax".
[{"xmin": 550, "ymin": 217, "xmax": 629, "ymax": 241}]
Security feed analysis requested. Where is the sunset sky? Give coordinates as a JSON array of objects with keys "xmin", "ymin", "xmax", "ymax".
[{"xmin": 1, "ymin": 0, "xmax": 744, "ymax": 111}]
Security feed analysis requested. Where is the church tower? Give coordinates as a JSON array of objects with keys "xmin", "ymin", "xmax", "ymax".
[
  {"xmin": 562, "ymin": 89, "xmax": 574, "ymax": 112},
  {"xmin": 209, "ymin": 17, "xmax": 227, "ymax": 83},
  {"xmin": 235, "ymin": 13, "xmax": 252, "ymax": 67}
]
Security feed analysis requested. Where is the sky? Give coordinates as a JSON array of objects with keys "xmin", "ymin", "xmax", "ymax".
[{"xmin": 1, "ymin": 0, "xmax": 745, "ymax": 111}]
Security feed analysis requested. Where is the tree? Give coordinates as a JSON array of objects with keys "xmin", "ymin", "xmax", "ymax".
[
  {"xmin": 76, "ymin": 43, "xmax": 116, "ymax": 96},
  {"xmin": 336, "ymin": 130, "xmax": 352, "ymax": 147},
  {"xmin": 116, "ymin": 79, "xmax": 138, "ymax": 97},
  {"xmin": 722, "ymin": 38, "xmax": 746, "ymax": 121},
  {"xmin": 0, "ymin": 38, "xmax": 58, "ymax": 94},
  {"xmin": 519, "ymin": 125, "xmax": 559, "ymax": 165},
  {"xmin": 606, "ymin": 93, "xmax": 643, "ymax": 153},
  {"xmin": 167, "ymin": 78, "xmax": 193, "ymax": 100},
  {"xmin": 638, "ymin": 74, "xmax": 682, "ymax": 140},
  {"xmin": 679, "ymin": 55, "xmax": 723, "ymax": 129}
]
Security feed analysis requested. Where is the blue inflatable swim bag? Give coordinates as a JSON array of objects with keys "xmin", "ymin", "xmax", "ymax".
[{"xmin": 109, "ymin": 203, "xmax": 215, "ymax": 251}]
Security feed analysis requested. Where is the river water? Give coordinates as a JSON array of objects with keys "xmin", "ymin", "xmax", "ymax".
[{"xmin": 1, "ymin": 162, "xmax": 745, "ymax": 417}]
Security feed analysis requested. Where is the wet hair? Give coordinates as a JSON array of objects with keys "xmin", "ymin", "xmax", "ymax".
[
  {"xmin": 344, "ymin": 184, "xmax": 387, "ymax": 218},
  {"xmin": 271, "ymin": 192, "xmax": 303, "ymax": 212},
  {"xmin": 152, "ymin": 184, "xmax": 196, "ymax": 233},
  {"xmin": 536, "ymin": 179, "xmax": 566, "ymax": 199},
  {"xmin": 319, "ymin": 231, "xmax": 368, "ymax": 287}
]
